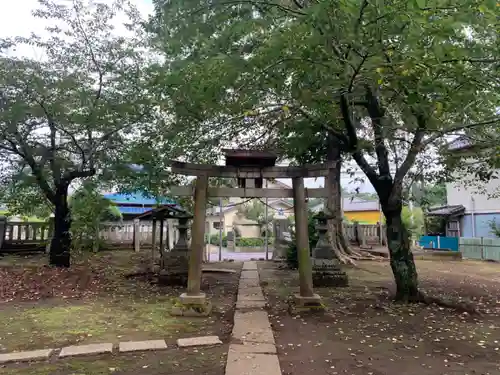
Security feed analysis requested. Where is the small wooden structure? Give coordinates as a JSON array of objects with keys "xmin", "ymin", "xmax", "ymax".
[
  {"xmin": 103, "ymin": 192, "xmax": 181, "ymax": 221},
  {"xmin": 169, "ymin": 149, "xmax": 334, "ymax": 314},
  {"xmin": 135, "ymin": 205, "xmax": 192, "ymax": 280}
]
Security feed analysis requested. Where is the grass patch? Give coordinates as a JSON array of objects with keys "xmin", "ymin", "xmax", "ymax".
[
  {"xmin": 0, "ymin": 250, "xmax": 239, "ymax": 353},
  {"xmin": 0, "ymin": 298, "xmax": 202, "ymax": 351},
  {"xmin": 0, "ymin": 348, "xmax": 228, "ymax": 375}
]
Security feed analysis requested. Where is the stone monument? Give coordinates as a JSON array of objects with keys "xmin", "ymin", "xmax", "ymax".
[
  {"xmin": 312, "ymin": 212, "xmax": 348, "ymax": 287},
  {"xmin": 272, "ymin": 219, "xmax": 290, "ymax": 261}
]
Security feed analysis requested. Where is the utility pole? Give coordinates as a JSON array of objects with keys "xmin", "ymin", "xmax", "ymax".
[
  {"xmin": 219, "ymin": 197, "xmax": 223, "ymax": 261},
  {"xmin": 379, "ymin": 200, "xmax": 383, "ymax": 246},
  {"xmin": 265, "ymin": 179, "xmax": 269, "ymax": 260},
  {"xmin": 417, "ymin": 174, "xmax": 428, "ymax": 236}
]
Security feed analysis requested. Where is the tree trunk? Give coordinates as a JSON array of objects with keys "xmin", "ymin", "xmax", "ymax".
[
  {"xmin": 383, "ymin": 206, "xmax": 420, "ymax": 302},
  {"xmin": 49, "ymin": 184, "xmax": 71, "ymax": 267},
  {"xmin": 325, "ymin": 132, "xmax": 360, "ymax": 264}
]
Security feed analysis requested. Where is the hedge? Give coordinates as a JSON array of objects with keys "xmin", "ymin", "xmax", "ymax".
[
  {"xmin": 208, "ymin": 234, "xmax": 274, "ymax": 248},
  {"xmin": 208, "ymin": 233, "xmax": 228, "ymax": 247}
]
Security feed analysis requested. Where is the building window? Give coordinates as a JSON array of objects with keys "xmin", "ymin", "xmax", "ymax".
[
  {"xmin": 213, "ymin": 222, "xmax": 222, "ymax": 230},
  {"xmin": 278, "ymin": 209, "xmax": 284, "ymax": 216}
]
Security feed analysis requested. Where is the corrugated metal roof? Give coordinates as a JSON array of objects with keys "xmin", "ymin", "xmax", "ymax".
[
  {"xmin": 118, "ymin": 206, "xmax": 152, "ymax": 215},
  {"xmin": 103, "ymin": 192, "xmax": 176, "ymax": 206},
  {"xmin": 310, "ymin": 197, "xmax": 380, "ymax": 212},
  {"xmin": 136, "ymin": 204, "xmax": 192, "ymax": 220},
  {"xmin": 344, "ymin": 197, "xmax": 380, "ymax": 212},
  {"xmin": 426, "ymin": 205, "xmax": 465, "ymax": 217}
]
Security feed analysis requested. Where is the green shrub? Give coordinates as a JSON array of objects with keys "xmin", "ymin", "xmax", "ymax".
[
  {"xmin": 286, "ymin": 242, "xmax": 299, "ymax": 269},
  {"xmin": 70, "ymin": 182, "xmax": 122, "ymax": 252},
  {"xmin": 286, "ymin": 211, "xmax": 319, "ymax": 269},
  {"xmin": 236, "ymin": 237, "xmax": 264, "ymax": 247},
  {"xmin": 209, "ymin": 233, "xmax": 227, "ymax": 247},
  {"xmin": 208, "ymin": 235, "xmax": 274, "ymax": 248},
  {"xmin": 489, "ymin": 220, "xmax": 500, "ymax": 238}
]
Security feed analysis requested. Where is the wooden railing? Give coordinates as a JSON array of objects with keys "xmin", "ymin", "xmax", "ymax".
[
  {"xmin": 344, "ymin": 223, "xmax": 386, "ymax": 245},
  {"xmin": 0, "ymin": 219, "xmax": 385, "ymax": 252},
  {"xmin": 4, "ymin": 222, "xmax": 52, "ymax": 242},
  {"xmin": 0, "ymin": 221, "xmax": 52, "ymax": 252}
]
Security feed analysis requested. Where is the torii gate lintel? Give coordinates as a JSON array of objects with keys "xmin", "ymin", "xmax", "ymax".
[{"xmin": 169, "ymin": 149, "xmax": 325, "ymax": 316}]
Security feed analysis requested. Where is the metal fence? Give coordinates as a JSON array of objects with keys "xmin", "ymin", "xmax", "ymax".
[
  {"xmin": 459, "ymin": 237, "xmax": 500, "ymax": 261},
  {"xmin": 419, "ymin": 236, "xmax": 460, "ymax": 251}
]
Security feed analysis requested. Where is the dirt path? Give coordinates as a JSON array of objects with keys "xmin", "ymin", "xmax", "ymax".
[{"xmin": 259, "ymin": 260, "xmax": 500, "ymax": 375}]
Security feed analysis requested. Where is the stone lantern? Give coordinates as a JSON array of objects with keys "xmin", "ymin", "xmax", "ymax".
[{"xmin": 311, "ymin": 212, "xmax": 348, "ymax": 287}]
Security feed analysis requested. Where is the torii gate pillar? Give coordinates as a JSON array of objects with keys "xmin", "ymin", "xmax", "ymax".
[
  {"xmin": 170, "ymin": 149, "xmax": 329, "ymax": 314},
  {"xmin": 171, "ymin": 174, "xmax": 212, "ymax": 316},
  {"xmin": 292, "ymin": 177, "xmax": 323, "ymax": 309}
]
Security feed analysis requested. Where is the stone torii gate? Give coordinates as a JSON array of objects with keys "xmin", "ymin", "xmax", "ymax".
[{"xmin": 169, "ymin": 149, "xmax": 335, "ymax": 316}]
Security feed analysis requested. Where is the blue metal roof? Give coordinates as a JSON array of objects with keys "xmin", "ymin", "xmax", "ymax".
[
  {"xmin": 102, "ymin": 192, "xmax": 186, "ymax": 217},
  {"xmin": 118, "ymin": 206, "xmax": 152, "ymax": 215},
  {"xmin": 103, "ymin": 192, "xmax": 176, "ymax": 206}
]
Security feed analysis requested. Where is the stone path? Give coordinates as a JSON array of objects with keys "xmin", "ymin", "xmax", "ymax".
[
  {"xmin": 225, "ymin": 261, "xmax": 282, "ymax": 375},
  {"xmin": 0, "ymin": 336, "xmax": 221, "ymax": 364},
  {"xmin": 207, "ymin": 248, "xmax": 274, "ymax": 262}
]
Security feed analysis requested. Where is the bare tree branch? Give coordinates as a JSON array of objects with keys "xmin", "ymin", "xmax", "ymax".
[
  {"xmin": 364, "ymin": 86, "xmax": 391, "ymax": 177},
  {"xmin": 340, "ymin": 94, "xmax": 379, "ymax": 183},
  {"xmin": 422, "ymin": 117, "xmax": 500, "ymax": 147},
  {"xmin": 394, "ymin": 114, "xmax": 426, "ymax": 183}
]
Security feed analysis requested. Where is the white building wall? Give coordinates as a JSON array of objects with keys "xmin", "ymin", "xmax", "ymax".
[{"xmin": 446, "ymin": 170, "xmax": 500, "ymax": 214}]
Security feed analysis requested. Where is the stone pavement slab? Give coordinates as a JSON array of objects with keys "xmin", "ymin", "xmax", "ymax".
[
  {"xmin": 59, "ymin": 343, "xmax": 113, "ymax": 358},
  {"xmin": 238, "ymin": 287, "xmax": 265, "ymax": 299},
  {"xmin": 239, "ymin": 278, "xmax": 260, "ymax": 288},
  {"xmin": 177, "ymin": 336, "xmax": 222, "ymax": 347},
  {"xmin": 119, "ymin": 340, "xmax": 167, "ymax": 353},
  {"xmin": 229, "ymin": 343, "xmax": 277, "ymax": 354},
  {"xmin": 238, "ymin": 293, "xmax": 265, "ymax": 302},
  {"xmin": 242, "ymin": 261, "xmax": 258, "ymax": 270},
  {"xmin": 233, "ymin": 310, "xmax": 272, "ymax": 328},
  {"xmin": 225, "ymin": 350, "xmax": 281, "ymax": 375},
  {"xmin": 0, "ymin": 349, "xmax": 53, "ymax": 364},
  {"xmin": 232, "ymin": 311, "xmax": 275, "ymax": 344},
  {"xmin": 236, "ymin": 300, "xmax": 266, "ymax": 309},
  {"xmin": 240, "ymin": 270, "xmax": 259, "ymax": 279},
  {"xmin": 226, "ymin": 261, "xmax": 281, "ymax": 375},
  {"xmin": 203, "ymin": 267, "xmax": 238, "ymax": 274}
]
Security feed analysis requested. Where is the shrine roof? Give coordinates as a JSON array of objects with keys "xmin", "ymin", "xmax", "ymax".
[{"xmin": 223, "ymin": 148, "xmax": 278, "ymax": 167}]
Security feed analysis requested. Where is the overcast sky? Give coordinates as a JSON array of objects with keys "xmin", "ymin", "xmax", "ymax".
[{"xmin": 0, "ymin": 0, "xmax": 375, "ymax": 193}]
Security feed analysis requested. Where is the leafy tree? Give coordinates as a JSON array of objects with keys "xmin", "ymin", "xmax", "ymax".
[
  {"xmin": 411, "ymin": 182, "xmax": 447, "ymax": 209},
  {"xmin": 237, "ymin": 199, "xmax": 275, "ymax": 236},
  {"xmin": 273, "ymin": 121, "xmax": 361, "ymax": 263},
  {"xmin": 286, "ymin": 210, "xmax": 319, "ymax": 269},
  {"xmin": 0, "ymin": 180, "xmax": 53, "ymax": 220},
  {"xmin": 441, "ymin": 134, "xmax": 500, "ymax": 199},
  {"xmin": 401, "ymin": 207, "xmax": 424, "ymax": 239},
  {"xmin": 0, "ymin": 0, "xmax": 152, "ymax": 266},
  {"xmin": 70, "ymin": 181, "xmax": 122, "ymax": 252},
  {"xmin": 151, "ymin": 0, "xmax": 499, "ymax": 302},
  {"xmin": 489, "ymin": 220, "xmax": 500, "ymax": 238}
]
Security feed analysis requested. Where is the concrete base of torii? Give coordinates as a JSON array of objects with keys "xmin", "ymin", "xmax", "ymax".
[{"xmin": 171, "ymin": 292, "xmax": 213, "ymax": 317}]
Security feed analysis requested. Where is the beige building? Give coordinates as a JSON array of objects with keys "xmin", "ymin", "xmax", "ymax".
[{"xmin": 205, "ymin": 179, "xmax": 294, "ymax": 238}]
